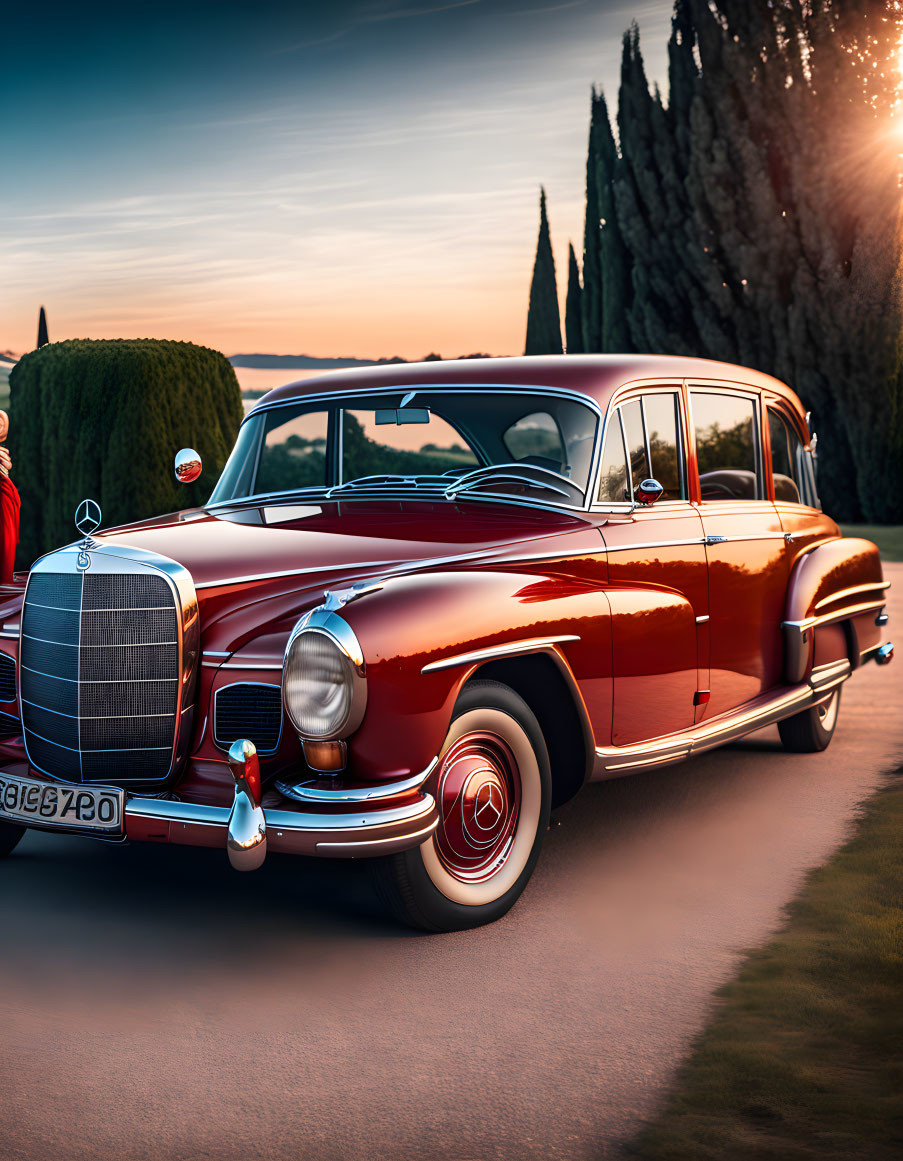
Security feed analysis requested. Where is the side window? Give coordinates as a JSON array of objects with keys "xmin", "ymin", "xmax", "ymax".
[
  {"xmin": 502, "ymin": 411, "xmax": 566, "ymax": 472},
  {"xmin": 597, "ymin": 412, "xmax": 631, "ymax": 503},
  {"xmin": 768, "ymin": 408, "xmax": 805, "ymax": 505},
  {"xmin": 691, "ymin": 391, "xmax": 762, "ymax": 501},
  {"xmin": 642, "ymin": 393, "xmax": 684, "ymax": 500}
]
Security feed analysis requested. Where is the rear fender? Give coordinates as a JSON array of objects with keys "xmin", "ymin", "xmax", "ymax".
[{"xmin": 782, "ymin": 537, "xmax": 888, "ymax": 682}]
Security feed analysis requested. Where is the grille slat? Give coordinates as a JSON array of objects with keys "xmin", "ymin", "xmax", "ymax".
[
  {"xmin": 214, "ymin": 684, "xmax": 282, "ymax": 754},
  {"xmin": 0, "ymin": 654, "xmax": 15, "ymax": 702},
  {"xmin": 20, "ymin": 565, "xmax": 182, "ymax": 784}
]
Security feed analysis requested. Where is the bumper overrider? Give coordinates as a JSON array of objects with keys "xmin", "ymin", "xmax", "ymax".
[{"xmin": 125, "ymin": 740, "xmax": 439, "ymax": 870}]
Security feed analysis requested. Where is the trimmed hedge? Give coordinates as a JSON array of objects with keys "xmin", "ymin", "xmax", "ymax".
[{"xmin": 8, "ymin": 339, "xmax": 243, "ymax": 567}]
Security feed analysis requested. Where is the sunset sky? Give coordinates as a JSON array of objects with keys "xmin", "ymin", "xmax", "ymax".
[{"xmin": 2, "ymin": 0, "xmax": 673, "ymax": 361}]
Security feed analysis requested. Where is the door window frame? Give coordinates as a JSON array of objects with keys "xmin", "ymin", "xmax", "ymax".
[
  {"xmin": 762, "ymin": 396, "xmax": 819, "ymax": 510},
  {"xmin": 591, "ymin": 382, "xmax": 691, "ymax": 512}
]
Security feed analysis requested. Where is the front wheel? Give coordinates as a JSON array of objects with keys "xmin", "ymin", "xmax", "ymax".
[
  {"xmin": 778, "ymin": 688, "xmax": 841, "ymax": 753},
  {"xmin": 372, "ymin": 680, "xmax": 551, "ymax": 932}
]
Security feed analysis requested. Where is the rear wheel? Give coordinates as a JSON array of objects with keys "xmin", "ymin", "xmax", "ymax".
[
  {"xmin": 0, "ymin": 819, "xmax": 25, "ymax": 858},
  {"xmin": 372, "ymin": 680, "xmax": 551, "ymax": 932},
  {"xmin": 778, "ymin": 688, "xmax": 841, "ymax": 753}
]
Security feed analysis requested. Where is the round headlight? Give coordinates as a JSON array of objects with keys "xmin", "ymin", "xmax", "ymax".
[{"xmin": 283, "ymin": 626, "xmax": 365, "ymax": 739}]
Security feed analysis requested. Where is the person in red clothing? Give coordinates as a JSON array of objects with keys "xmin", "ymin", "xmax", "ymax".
[{"xmin": 0, "ymin": 411, "xmax": 20, "ymax": 584}]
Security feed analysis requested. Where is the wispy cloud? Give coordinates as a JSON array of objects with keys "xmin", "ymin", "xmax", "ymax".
[
  {"xmin": 270, "ymin": 29, "xmax": 347, "ymax": 56},
  {"xmin": 358, "ymin": 0, "xmax": 481, "ymax": 21}
]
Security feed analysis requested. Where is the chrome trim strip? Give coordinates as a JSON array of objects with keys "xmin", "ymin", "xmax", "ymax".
[
  {"xmin": 695, "ymin": 615, "xmax": 709, "ymax": 624},
  {"xmin": 592, "ymin": 667, "xmax": 852, "ymax": 777},
  {"xmin": 125, "ymin": 792, "xmax": 436, "ymax": 832},
  {"xmin": 192, "ymin": 540, "xmax": 604, "ymax": 591},
  {"xmin": 315, "ymin": 820, "xmax": 439, "ymax": 853},
  {"xmin": 0, "ymin": 630, "xmax": 19, "ymax": 639},
  {"xmin": 810, "ymin": 659, "xmax": 851, "ymax": 688},
  {"xmin": 421, "ymin": 635, "xmax": 581, "ymax": 675},
  {"xmin": 814, "ymin": 580, "xmax": 891, "ymax": 610},
  {"xmin": 604, "ymin": 537, "xmax": 706, "ymax": 553},
  {"xmin": 276, "ymin": 756, "xmax": 439, "ymax": 803},
  {"xmin": 218, "ymin": 661, "xmax": 283, "ymax": 670},
  {"xmin": 212, "ymin": 382, "xmax": 604, "ymax": 515}
]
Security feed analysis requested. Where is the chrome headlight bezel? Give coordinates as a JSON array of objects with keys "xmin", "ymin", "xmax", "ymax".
[{"xmin": 282, "ymin": 608, "xmax": 367, "ymax": 740}]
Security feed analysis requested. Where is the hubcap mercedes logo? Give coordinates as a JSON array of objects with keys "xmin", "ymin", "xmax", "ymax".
[
  {"xmin": 473, "ymin": 781, "xmax": 504, "ymax": 830},
  {"xmin": 75, "ymin": 498, "xmax": 102, "ymax": 537}
]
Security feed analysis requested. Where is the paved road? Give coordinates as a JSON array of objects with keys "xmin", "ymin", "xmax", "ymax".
[{"xmin": 2, "ymin": 565, "xmax": 900, "ymax": 1161}]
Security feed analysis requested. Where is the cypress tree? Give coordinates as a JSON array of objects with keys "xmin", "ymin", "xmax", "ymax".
[
  {"xmin": 36, "ymin": 307, "xmax": 49, "ymax": 349},
  {"xmin": 524, "ymin": 188, "xmax": 563, "ymax": 356},
  {"xmin": 581, "ymin": 90, "xmax": 605, "ymax": 352},
  {"xmin": 564, "ymin": 243, "xmax": 585, "ymax": 354},
  {"xmin": 593, "ymin": 90, "xmax": 633, "ymax": 352}
]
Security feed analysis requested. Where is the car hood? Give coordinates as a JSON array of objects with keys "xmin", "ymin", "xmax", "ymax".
[{"xmin": 94, "ymin": 499, "xmax": 591, "ymax": 592}]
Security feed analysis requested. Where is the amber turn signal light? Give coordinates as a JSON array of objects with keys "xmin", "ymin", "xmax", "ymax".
[{"xmin": 302, "ymin": 739, "xmax": 347, "ymax": 772}]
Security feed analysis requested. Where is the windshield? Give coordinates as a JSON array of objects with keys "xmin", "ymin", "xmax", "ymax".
[{"xmin": 209, "ymin": 389, "xmax": 599, "ymax": 508}]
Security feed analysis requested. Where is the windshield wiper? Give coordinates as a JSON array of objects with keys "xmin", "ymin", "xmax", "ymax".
[
  {"xmin": 444, "ymin": 464, "xmax": 577, "ymax": 501},
  {"xmin": 325, "ymin": 474, "xmax": 448, "ymax": 497}
]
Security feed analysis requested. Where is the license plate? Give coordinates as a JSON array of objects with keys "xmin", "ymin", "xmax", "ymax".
[{"xmin": 0, "ymin": 772, "xmax": 123, "ymax": 833}]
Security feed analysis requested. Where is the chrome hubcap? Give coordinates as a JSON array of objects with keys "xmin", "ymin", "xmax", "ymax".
[{"xmin": 434, "ymin": 731, "xmax": 521, "ymax": 883}]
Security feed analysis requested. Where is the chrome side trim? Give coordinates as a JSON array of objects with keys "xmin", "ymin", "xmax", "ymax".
[
  {"xmin": 219, "ymin": 661, "xmax": 283, "ymax": 670},
  {"xmin": 192, "ymin": 539, "xmax": 604, "ymax": 592},
  {"xmin": 421, "ymin": 634, "xmax": 580, "ymax": 675},
  {"xmin": 814, "ymin": 580, "xmax": 891, "ymax": 610},
  {"xmin": 592, "ymin": 666, "xmax": 851, "ymax": 778},
  {"xmin": 604, "ymin": 537, "xmax": 706, "ymax": 553},
  {"xmin": 695, "ymin": 615, "xmax": 709, "ymax": 624},
  {"xmin": 276, "ymin": 756, "xmax": 439, "ymax": 803}
]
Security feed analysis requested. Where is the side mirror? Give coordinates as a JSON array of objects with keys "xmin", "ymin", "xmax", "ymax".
[
  {"xmin": 174, "ymin": 448, "xmax": 202, "ymax": 484},
  {"xmin": 636, "ymin": 478, "xmax": 664, "ymax": 506}
]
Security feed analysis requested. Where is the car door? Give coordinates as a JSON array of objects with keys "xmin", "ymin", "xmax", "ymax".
[
  {"xmin": 596, "ymin": 386, "xmax": 709, "ymax": 746},
  {"xmin": 689, "ymin": 385, "xmax": 790, "ymax": 718}
]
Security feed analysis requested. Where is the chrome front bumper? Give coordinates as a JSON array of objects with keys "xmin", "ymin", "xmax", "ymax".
[
  {"xmin": 125, "ymin": 739, "xmax": 439, "ymax": 868},
  {"xmin": 124, "ymin": 791, "xmax": 439, "ymax": 860}
]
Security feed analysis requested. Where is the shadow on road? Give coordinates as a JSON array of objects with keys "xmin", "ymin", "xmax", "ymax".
[{"xmin": 2, "ymin": 730, "xmax": 785, "ymax": 974}]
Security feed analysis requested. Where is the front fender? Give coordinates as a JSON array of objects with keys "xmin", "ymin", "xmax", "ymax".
[
  {"xmin": 783, "ymin": 537, "xmax": 888, "ymax": 682},
  {"xmin": 339, "ymin": 569, "xmax": 611, "ymax": 781}
]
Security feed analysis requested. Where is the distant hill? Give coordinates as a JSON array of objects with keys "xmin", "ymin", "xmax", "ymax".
[
  {"xmin": 228, "ymin": 352, "xmax": 500, "ymax": 370},
  {"xmin": 228, "ymin": 354, "xmax": 379, "ymax": 370}
]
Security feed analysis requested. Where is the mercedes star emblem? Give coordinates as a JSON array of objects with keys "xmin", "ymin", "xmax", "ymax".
[
  {"xmin": 75, "ymin": 498, "xmax": 102, "ymax": 537},
  {"xmin": 473, "ymin": 781, "xmax": 504, "ymax": 830}
]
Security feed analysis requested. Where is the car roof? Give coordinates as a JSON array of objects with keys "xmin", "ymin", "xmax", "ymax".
[{"xmin": 257, "ymin": 354, "xmax": 808, "ymax": 426}]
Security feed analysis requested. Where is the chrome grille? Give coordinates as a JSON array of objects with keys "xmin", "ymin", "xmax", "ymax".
[
  {"xmin": 214, "ymin": 683, "xmax": 283, "ymax": 754},
  {"xmin": 19, "ymin": 551, "xmax": 192, "ymax": 785},
  {"xmin": 0, "ymin": 653, "xmax": 15, "ymax": 702}
]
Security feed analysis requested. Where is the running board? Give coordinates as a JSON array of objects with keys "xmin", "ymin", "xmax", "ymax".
[{"xmin": 591, "ymin": 661, "xmax": 851, "ymax": 779}]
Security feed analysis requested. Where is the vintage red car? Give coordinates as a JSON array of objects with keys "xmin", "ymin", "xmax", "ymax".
[{"xmin": 0, "ymin": 356, "xmax": 893, "ymax": 930}]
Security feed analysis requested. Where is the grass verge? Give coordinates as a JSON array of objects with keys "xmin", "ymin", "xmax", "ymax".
[
  {"xmin": 625, "ymin": 773, "xmax": 903, "ymax": 1161},
  {"xmin": 840, "ymin": 525, "xmax": 903, "ymax": 562}
]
